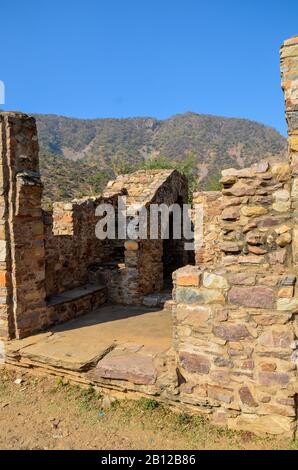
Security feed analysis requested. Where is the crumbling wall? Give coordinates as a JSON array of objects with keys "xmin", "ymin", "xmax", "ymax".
[
  {"xmin": 43, "ymin": 193, "xmax": 121, "ymax": 297},
  {"xmin": 172, "ymin": 37, "xmax": 298, "ymax": 437},
  {"xmin": 0, "ymin": 113, "xmax": 47, "ymax": 339},
  {"xmin": 102, "ymin": 169, "xmax": 190, "ymax": 304}
]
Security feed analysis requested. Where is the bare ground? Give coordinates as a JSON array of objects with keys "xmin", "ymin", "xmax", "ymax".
[{"xmin": 0, "ymin": 369, "xmax": 297, "ymax": 450}]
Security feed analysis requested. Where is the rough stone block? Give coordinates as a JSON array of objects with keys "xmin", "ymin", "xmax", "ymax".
[
  {"xmin": 176, "ymin": 269, "xmax": 201, "ymax": 287},
  {"xmin": 202, "ymin": 272, "xmax": 229, "ymax": 289},
  {"xmin": 228, "ymin": 286, "xmax": 274, "ymax": 309},
  {"xmin": 258, "ymin": 371, "xmax": 289, "ymax": 387},
  {"xmin": 179, "ymin": 351, "xmax": 210, "ymax": 374},
  {"xmin": 213, "ymin": 323, "xmax": 250, "ymax": 341},
  {"xmin": 208, "ymin": 385, "xmax": 234, "ymax": 404},
  {"xmin": 241, "ymin": 206, "xmax": 268, "ymax": 217},
  {"xmin": 239, "ymin": 386, "xmax": 258, "ymax": 407}
]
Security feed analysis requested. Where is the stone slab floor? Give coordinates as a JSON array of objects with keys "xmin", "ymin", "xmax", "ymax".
[{"xmin": 5, "ymin": 305, "xmax": 173, "ymax": 385}]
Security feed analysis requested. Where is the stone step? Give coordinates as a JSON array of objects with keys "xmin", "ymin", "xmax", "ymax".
[{"xmin": 47, "ymin": 283, "xmax": 106, "ymax": 306}]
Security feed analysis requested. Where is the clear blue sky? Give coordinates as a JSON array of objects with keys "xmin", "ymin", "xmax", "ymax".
[{"xmin": 1, "ymin": 0, "xmax": 298, "ymax": 135}]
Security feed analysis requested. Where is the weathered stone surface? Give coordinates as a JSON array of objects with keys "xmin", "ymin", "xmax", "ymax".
[
  {"xmin": 248, "ymin": 246, "xmax": 267, "ymax": 255},
  {"xmin": 253, "ymin": 312, "xmax": 292, "ymax": 326},
  {"xmin": 238, "ymin": 255, "xmax": 265, "ymax": 264},
  {"xmin": 280, "ymin": 275, "xmax": 296, "ymax": 286},
  {"xmin": 276, "ymin": 232, "xmax": 292, "ymax": 247},
  {"xmin": 258, "ymin": 371, "xmax": 289, "ymax": 387},
  {"xmin": 277, "ymin": 286, "xmax": 294, "ymax": 298},
  {"xmin": 271, "ymin": 163, "xmax": 291, "ymax": 182},
  {"xmin": 268, "ymin": 249, "xmax": 287, "ymax": 264},
  {"xmin": 202, "ymin": 272, "xmax": 229, "ymax": 289},
  {"xmin": 176, "ymin": 305, "xmax": 211, "ymax": 331},
  {"xmin": 213, "ymin": 323, "xmax": 250, "ymax": 341},
  {"xmin": 241, "ymin": 206, "xmax": 267, "ymax": 217},
  {"xmin": 230, "ymin": 413, "xmax": 295, "ymax": 436},
  {"xmin": 219, "ymin": 242, "xmax": 243, "ymax": 253},
  {"xmin": 276, "ymin": 297, "xmax": 298, "ymax": 311},
  {"xmin": 179, "ymin": 351, "xmax": 210, "ymax": 374},
  {"xmin": 176, "ymin": 268, "xmax": 201, "ymax": 287},
  {"xmin": 221, "ymin": 207, "xmax": 240, "ymax": 221},
  {"xmin": 227, "ymin": 273, "xmax": 256, "ymax": 286},
  {"xmin": 208, "ymin": 385, "xmax": 234, "ymax": 404},
  {"xmin": 223, "ymin": 182, "xmax": 255, "ymax": 197},
  {"xmin": 258, "ymin": 326, "xmax": 294, "ymax": 349},
  {"xmin": 95, "ymin": 350, "xmax": 157, "ymax": 385},
  {"xmin": 246, "ymin": 231, "xmax": 265, "ymax": 245},
  {"xmin": 176, "ymin": 287, "xmax": 224, "ymax": 305},
  {"xmin": 239, "ymin": 386, "xmax": 258, "ymax": 407},
  {"xmin": 228, "ymin": 286, "xmax": 274, "ymax": 308}
]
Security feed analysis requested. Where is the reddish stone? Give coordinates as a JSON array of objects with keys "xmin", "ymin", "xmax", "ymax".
[
  {"xmin": 228, "ymin": 286, "xmax": 274, "ymax": 309},
  {"xmin": 258, "ymin": 327, "xmax": 293, "ymax": 349},
  {"xmin": 227, "ymin": 273, "xmax": 256, "ymax": 286},
  {"xmin": 268, "ymin": 249, "xmax": 287, "ymax": 264},
  {"xmin": 258, "ymin": 371, "xmax": 289, "ymax": 387},
  {"xmin": 246, "ymin": 231, "xmax": 265, "ymax": 245},
  {"xmin": 221, "ymin": 207, "xmax": 240, "ymax": 221},
  {"xmin": 248, "ymin": 246, "xmax": 267, "ymax": 255},
  {"xmin": 239, "ymin": 386, "xmax": 258, "ymax": 407},
  {"xmin": 179, "ymin": 351, "xmax": 210, "ymax": 374},
  {"xmin": 260, "ymin": 362, "xmax": 277, "ymax": 371},
  {"xmin": 213, "ymin": 323, "xmax": 250, "ymax": 341},
  {"xmin": 94, "ymin": 352, "xmax": 157, "ymax": 385}
]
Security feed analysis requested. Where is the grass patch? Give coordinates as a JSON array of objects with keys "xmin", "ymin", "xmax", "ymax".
[{"xmin": 139, "ymin": 398, "xmax": 159, "ymax": 411}]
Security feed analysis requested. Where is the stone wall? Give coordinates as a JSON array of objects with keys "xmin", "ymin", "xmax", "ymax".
[
  {"xmin": 102, "ymin": 170, "xmax": 190, "ymax": 304},
  {"xmin": 171, "ymin": 36, "xmax": 298, "ymax": 437},
  {"xmin": 43, "ymin": 193, "xmax": 122, "ymax": 297},
  {"xmin": 0, "ymin": 113, "xmax": 48, "ymax": 339}
]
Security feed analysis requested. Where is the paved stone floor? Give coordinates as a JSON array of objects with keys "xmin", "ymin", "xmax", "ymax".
[{"xmin": 6, "ymin": 305, "xmax": 173, "ymax": 383}]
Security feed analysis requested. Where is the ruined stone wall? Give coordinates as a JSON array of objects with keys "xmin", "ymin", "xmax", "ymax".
[
  {"xmin": 101, "ymin": 169, "xmax": 189, "ymax": 304},
  {"xmin": 172, "ymin": 37, "xmax": 298, "ymax": 437},
  {"xmin": 43, "ymin": 193, "xmax": 121, "ymax": 297},
  {"xmin": 0, "ymin": 113, "xmax": 47, "ymax": 339}
]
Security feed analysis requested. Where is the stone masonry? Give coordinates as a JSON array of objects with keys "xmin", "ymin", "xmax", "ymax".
[
  {"xmin": 172, "ymin": 36, "xmax": 298, "ymax": 437},
  {"xmin": 0, "ymin": 36, "xmax": 298, "ymax": 438}
]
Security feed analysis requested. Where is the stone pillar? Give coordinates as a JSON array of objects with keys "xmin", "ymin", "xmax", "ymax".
[
  {"xmin": 0, "ymin": 112, "xmax": 47, "ymax": 340},
  {"xmin": 192, "ymin": 191, "xmax": 222, "ymax": 265}
]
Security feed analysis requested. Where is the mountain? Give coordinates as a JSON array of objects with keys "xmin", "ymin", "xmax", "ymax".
[{"xmin": 34, "ymin": 112, "xmax": 287, "ymax": 202}]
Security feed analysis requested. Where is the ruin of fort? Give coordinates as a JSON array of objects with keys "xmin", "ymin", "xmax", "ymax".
[{"xmin": 0, "ymin": 36, "xmax": 297, "ymax": 438}]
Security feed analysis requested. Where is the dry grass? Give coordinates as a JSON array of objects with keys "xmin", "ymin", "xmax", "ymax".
[{"xmin": 0, "ymin": 369, "xmax": 297, "ymax": 450}]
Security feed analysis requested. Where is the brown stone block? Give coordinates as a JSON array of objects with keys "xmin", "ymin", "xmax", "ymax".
[
  {"xmin": 176, "ymin": 271, "xmax": 201, "ymax": 287},
  {"xmin": 213, "ymin": 323, "xmax": 250, "ymax": 341},
  {"xmin": 239, "ymin": 386, "xmax": 258, "ymax": 407},
  {"xmin": 208, "ymin": 384, "xmax": 234, "ymax": 404},
  {"xmin": 258, "ymin": 371, "xmax": 289, "ymax": 387},
  {"xmin": 179, "ymin": 351, "xmax": 210, "ymax": 374},
  {"xmin": 227, "ymin": 273, "xmax": 256, "ymax": 286},
  {"xmin": 228, "ymin": 286, "xmax": 274, "ymax": 309},
  {"xmin": 258, "ymin": 325, "xmax": 294, "ymax": 349}
]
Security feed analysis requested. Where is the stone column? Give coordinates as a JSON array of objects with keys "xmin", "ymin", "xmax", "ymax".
[{"xmin": 0, "ymin": 112, "xmax": 47, "ymax": 340}]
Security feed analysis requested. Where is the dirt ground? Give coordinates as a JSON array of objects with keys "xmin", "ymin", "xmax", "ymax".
[{"xmin": 0, "ymin": 369, "xmax": 297, "ymax": 450}]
